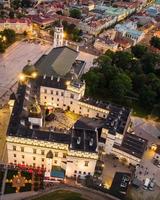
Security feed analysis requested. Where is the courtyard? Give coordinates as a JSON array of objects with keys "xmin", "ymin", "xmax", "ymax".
[
  {"xmin": 0, "ymin": 41, "xmax": 51, "ymax": 106},
  {"xmin": 45, "ymin": 109, "xmax": 80, "ymax": 132}
]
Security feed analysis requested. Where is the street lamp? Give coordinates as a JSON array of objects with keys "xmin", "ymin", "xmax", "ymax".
[{"xmin": 18, "ymin": 72, "xmax": 38, "ymax": 82}]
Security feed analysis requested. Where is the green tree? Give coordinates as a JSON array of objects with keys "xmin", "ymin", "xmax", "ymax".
[
  {"xmin": 0, "ymin": 41, "xmax": 5, "ymax": 53},
  {"xmin": 109, "ymin": 73, "xmax": 132, "ymax": 99},
  {"xmin": 131, "ymin": 45, "xmax": 148, "ymax": 58},
  {"xmin": 3, "ymin": 29, "xmax": 16, "ymax": 44},
  {"xmin": 113, "ymin": 51, "xmax": 133, "ymax": 70},
  {"xmin": 150, "ymin": 36, "xmax": 160, "ymax": 49},
  {"xmin": 69, "ymin": 8, "xmax": 81, "ymax": 19}
]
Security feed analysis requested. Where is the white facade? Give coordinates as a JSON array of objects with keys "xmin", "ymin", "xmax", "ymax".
[
  {"xmin": 53, "ymin": 26, "xmax": 64, "ymax": 48},
  {"xmin": 0, "ymin": 19, "xmax": 32, "ymax": 34},
  {"xmin": 40, "ymin": 82, "xmax": 109, "ymax": 119},
  {"xmin": 7, "ymin": 136, "xmax": 98, "ymax": 178}
]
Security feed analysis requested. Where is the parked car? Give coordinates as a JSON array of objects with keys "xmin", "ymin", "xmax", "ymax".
[
  {"xmin": 143, "ymin": 178, "xmax": 150, "ymax": 190},
  {"xmin": 153, "ymin": 159, "xmax": 160, "ymax": 168},
  {"xmin": 149, "ymin": 180, "xmax": 155, "ymax": 191}
]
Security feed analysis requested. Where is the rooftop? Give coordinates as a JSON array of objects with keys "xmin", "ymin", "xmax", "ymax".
[
  {"xmin": 35, "ymin": 46, "xmax": 78, "ymax": 77},
  {"xmin": 70, "ymin": 128, "xmax": 98, "ymax": 153},
  {"xmin": 114, "ymin": 133, "xmax": 148, "ymax": 158}
]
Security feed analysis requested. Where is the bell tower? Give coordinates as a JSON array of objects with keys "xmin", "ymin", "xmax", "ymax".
[{"xmin": 53, "ymin": 21, "xmax": 64, "ymax": 48}]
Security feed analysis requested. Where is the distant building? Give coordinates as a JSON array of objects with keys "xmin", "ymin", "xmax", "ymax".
[
  {"xmin": 0, "ymin": 0, "xmax": 10, "ymax": 8},
  {"xmin": 0, "ymin": 18, "xmax": 32, "ymax": 34},
  {"xmin": 94, "ymin": 37, "xmax": 118, "ymax": 52},
  {"xmin": 115, "ymin": 22, "xmax": 144, "ymax": 45},
  {"xmin": 53, "ymin": 22, "xmax": 64, "ymax": 48}
]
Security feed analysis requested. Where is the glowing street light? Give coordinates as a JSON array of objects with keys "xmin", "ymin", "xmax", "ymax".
[{"xmin": 18, "ymin": 72, "xmax": 38, "ymax": 82}]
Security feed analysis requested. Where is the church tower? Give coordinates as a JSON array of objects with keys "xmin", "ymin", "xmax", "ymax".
[{"xmin": 53, "ymin": 21, "xmax": 64, "ymax": 48}]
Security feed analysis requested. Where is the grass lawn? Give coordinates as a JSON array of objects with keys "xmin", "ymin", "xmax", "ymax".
[{"xmin": 33, "ymin": 190, "xmax": 87, "ymax": 200}]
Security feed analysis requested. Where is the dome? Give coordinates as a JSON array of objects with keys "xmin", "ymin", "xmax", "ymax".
[{"xmin": 23, "ymin": 60, "xmax": 37, "ymax": 76}]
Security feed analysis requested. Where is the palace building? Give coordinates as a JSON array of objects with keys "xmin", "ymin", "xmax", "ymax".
[{"xmin": 6, "ymin": 46, "xmax": 147, "ymax": 181}]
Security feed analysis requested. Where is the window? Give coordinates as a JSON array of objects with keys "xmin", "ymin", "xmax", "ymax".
[
  {"xmin": 13, "ymin": 146, "xmax": 16, "ymax": 151},
  {"xmin": 44, "ymin": 89, "xmax": 47, "ymax": 93},
  {"xmin": 22, "ymin": 155, "xmax": 25, "ymax": 159},
  {"xmin": 33, "ymin": 163, "xmax": 36, "ymax": 167},
  {"xmin": 70, "ymin": 94, "xmax": 74, "ymax": 99},
  {"xmin": 85, "ymin": 161, "xmax": 89, "ymax": 167},
  {"xmin": 61, "ymin": 92, "xmax": 64, "ymax": 96},
  {"xmin": 63, "ymin": 104, "xmax": 66, "ymax": 107},
  {"xmin": 79, "ymin": 171, "xmax": 81, "ymax": 174},
  {"xmin": 79, "ymin": 111, "xmax": 81, "ymax": 114},
  {"xmin": 44, "ymin": 96, "xmax": 47, "ymax": 99},
  {"xmin": 22, "ymin": 161, "xmax": 25, "ymax": 164},
  {"xmin": 83, "ymin": 172, "xmax": 86, "ymax": 175},
  {"xmin": 57, "ymin": 104, "xmax": 59, "ymax": 107},
  {"xmin": 52, "ymin": 97, "xmax": 54, "ymax": 101},
  {"xmin": 96, "ymin": 113, "xmax": 99, "ymax": 117},
  {"xmin": 57, "ymin": 98, "xmax": 59, "ymax": 101},
  {"xmin": 21, "ymin": 147, "xmax": 24, "ymax": 152},
  {"xmin": 33, "ymin": 157, "xmax": 36, "ymax": 160},
  {"xmin": 14, "ymin": 154, "xmax": 16, "ymax": 158},
  {"xmin": 63, "ymin": 153, "xmax": 66, "ymax": 158},
  {"xmin": 55, "ymin": 152, "xmax": 58, "ymax": 157},
  {"xmin": 54, "ymin": 160, "xmax": 57, "ymax": 164},
  {"xmin": 74, "ymin": 170, "xmax": 77, "ymax": 173},
  {"xmin": 42, "ymin": 158, "xmax": 44, "ymax": 162},
  {"xmin": 51, "ymin": 90, "xmax": 53, "ymax": 94},
  {"xmin": 41, "ymin": 150, "xmax": 45, "ymax": 155},
  {"xmin": 33, "ymin": 149, "xmax": 36, "ymax": 154},
  {"xmin": 70, "ymin": 101, "xmax": 73, "ymax": 105},
  {"xmin": 87, "ymin": 109, "xmax": 90, "ymax": 112},
  {"xmin": 88, "ymin": 172, "xmax": 90, "ymax": 175},
  {"xmin": 14, "ymin": 160, "xmax": 17, "ymax": 163},
  {"xmin": 56, "ymin": 91, "xmax": 58, "ymax": 95},
  {"xmin": 42, "ymin": 164, "xmax": 44, "ymax": 168},
  {"xmin": 103, "ymin": 114, "xmax": 105, "ymax": 118},
  {"xmin": 79, "ymin": 107, "xmax": 81, "ymax": 110}
]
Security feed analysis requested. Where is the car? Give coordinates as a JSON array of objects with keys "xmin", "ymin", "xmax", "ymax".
[
  {"xmin": 149, "ymin": 181, "xmax": 155, "ymax": 191},
  {"xmin": 143, "ymin": 178, "xmax": 150, "ymax": 190},
  {"xmin": 153, "ymin": 159, "xmax": 160, "ymax": 167}
]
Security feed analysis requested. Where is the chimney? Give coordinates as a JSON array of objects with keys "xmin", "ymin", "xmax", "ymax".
[
  {"xmin": 57, "ymin": 77, "xmax": 60, "ymax": 82},
  {"xmin": 76, "ymin": 45, "xmax": 79, "ymax": 52},
  {"xmin": 43, "ymin": 74, "xmax": 46, "ymax": 79}
]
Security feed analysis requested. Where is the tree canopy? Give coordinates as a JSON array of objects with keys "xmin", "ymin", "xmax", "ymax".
[
  {"xmin": 150, "ymin": 36, "xmax": 160, "ymax": 49},
  {"xmin": 82, "ymin": 45, "xmax": 160, "ymax": 118},
  {"xmin": 69, "ymin": 8, "xmax": 81, "ymax": 19}
]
